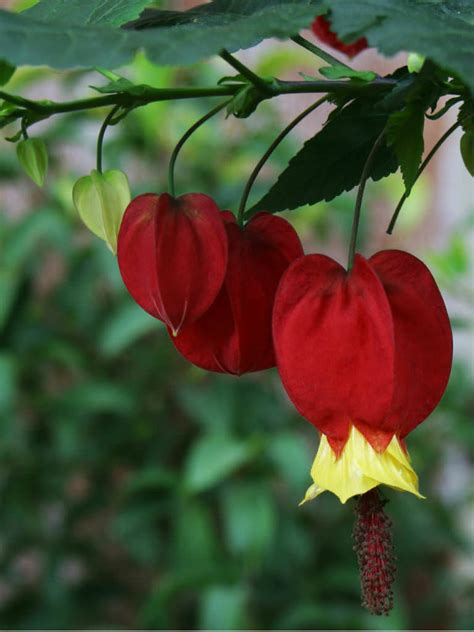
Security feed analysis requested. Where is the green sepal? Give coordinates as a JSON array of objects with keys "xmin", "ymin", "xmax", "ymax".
[
  {"xmin": 16, "ymin": 138, "xmax": 48, "ymax": 187},
  {"xmin": 460, "ymin": 131, "xmax": 474, "ymax": 177},
  {"xmin": 72, "ymin": 169, "xmax": 131, "ymax": 254}
]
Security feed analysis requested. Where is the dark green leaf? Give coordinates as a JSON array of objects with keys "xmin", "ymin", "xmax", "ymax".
[
  {"xmin": 25, "ymin": 0, "xmax": 154, "ymax": 26},
  {"xmin": 328, "ymin": 0, "xmax": 474, "ymax": 93},
  {"xmin": 386, "ymin": 105, "xmax": 425, "ymax": 193},
  {"xmin": 248, "ymin": 98, "xmax": 398, "ymax": 215},
  {"xmin": 0, "ymin": 60, "xmax": 15, "ymax": 85},
  {"xmin": 0, "ymin": 2, "xmax": 323, "ymax": 70},
  {"xmin": 319, "ymin": 65, "xmax": 377, "ymax": 82},
  {"xmin": 460, "ymin": 131, "xmax": 474, "ymax": 176}
]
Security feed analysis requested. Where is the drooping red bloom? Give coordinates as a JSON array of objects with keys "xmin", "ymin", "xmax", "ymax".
[
  {"xmin": 117, "ymin": 192, "xmax": 228, "ymax": 334},
  {"xmin": 171, "ymin": 211, "xmax": 304, "ymax": 375},
  {"xmin": 273, "ymin": 250, "xmax": 452, "ymax": 457},
  {"xmin": 311, "ymin": 15, "xmax": 368, "ymax": 58}
]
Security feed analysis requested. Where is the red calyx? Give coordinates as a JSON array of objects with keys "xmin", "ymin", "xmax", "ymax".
[
  {"xmin": 171, "ymin": 211, "xmax": 304, "ymax": 376},
  {"xmin": 311, "ymin": 15, "xmax": 368, "ymax": 58},
  {"xmin": 117, "ymin": 192, "xmax": 228, "ymax": 335},
  {"xmin": 273, "ymin": 250, "xmax": 453, "ymax": 454}
]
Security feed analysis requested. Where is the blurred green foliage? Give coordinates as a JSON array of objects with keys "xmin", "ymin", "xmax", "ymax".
[{"xmin": 0, "ymin": 50, "xmax": 473, "ymax": 630}]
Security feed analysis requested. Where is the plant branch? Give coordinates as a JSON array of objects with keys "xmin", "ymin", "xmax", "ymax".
[
  {"xmin": 239, "ymin": 96, "xmax": 329, "ymax": 224},
  {"xmin": 0, "ymin": 77, "xmax": 397, "ymax": 125},
  {"xmin": 219, "ymin": 49, "xmax": 274, "ymax": 95},
  {"xmin": 386, "ymin": 120, "xmax": 461, "ymax": 234},
  {"xmin": 291, "ymin": 34, "xmax": 351, "ymax": 70},
  {"xmin": 347, "ymin": 130, "xmax": 386, "ymax": 271}
]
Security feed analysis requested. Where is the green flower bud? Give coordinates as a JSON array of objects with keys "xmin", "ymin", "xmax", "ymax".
[
  {"xmin": 72, "ymin": 169, "xmax": 131, "ymax": 254},
  {"xmin": 460, "ymin": 131, "xmax": 474, "ymax": 177},
  {"xmin": 16, "ymin": 138, "xmax": 48, "ymax": 187},
  {"xmin": 407, "ymin": 53, "xmax": 425, "ymax": 74}
]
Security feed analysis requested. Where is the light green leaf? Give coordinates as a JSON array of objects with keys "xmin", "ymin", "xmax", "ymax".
[
  {"xmin": 221, "ymin": 482, "xmax": 276, "ymax": 559},
  {"xmin": 319, "ymin": 65, "xmax": 377, "ymax": 82},
  {"xmin": 98, "ymin": 302, "xmax": 160, "ymax": 357},
  {"xmin": 199, "ymin": 585, "xmax": 249, "ymax": 631},
  {"xmin": 184, "ymin": 433, "xmax": 254, "ymax": 493},
  {"xmin": 386, "ymin": 104, "xmax": 425, "ymax": 193}
]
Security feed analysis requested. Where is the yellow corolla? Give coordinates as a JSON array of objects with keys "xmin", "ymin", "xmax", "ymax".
[{"xmin": 300, "ymin": 425, "xmax": 424, "ymax": 505}]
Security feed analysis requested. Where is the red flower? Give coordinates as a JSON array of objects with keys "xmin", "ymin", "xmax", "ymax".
[
  {"xmin": 273, "ymin": 250, "xmax": 452, "ymax": 502},
  {"xmin": 171, "ymin": 211, "xmax": 303, "ymax": 375},
  {"xmin": 117, "ymin": 192, "xmax": 227, "ymax": 334},
  {"xmin": 311, "ymin": 15, "xmax": 368, "ymax": 58}
]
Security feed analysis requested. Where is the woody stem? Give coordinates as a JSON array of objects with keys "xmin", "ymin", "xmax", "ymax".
[{"xmin": 347, "ymin": 130, "xmax": 386, "ymax": 272}]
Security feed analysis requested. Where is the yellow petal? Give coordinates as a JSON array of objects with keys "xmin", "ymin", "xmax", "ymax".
[{"xmin": 302, "ymin": 426, "xmax": 424, "ymax": 505}]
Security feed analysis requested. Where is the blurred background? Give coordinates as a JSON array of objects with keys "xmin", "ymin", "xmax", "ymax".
[{"xmin": 0, "ymin": 0, "xmax": 473, "ymax": 629}]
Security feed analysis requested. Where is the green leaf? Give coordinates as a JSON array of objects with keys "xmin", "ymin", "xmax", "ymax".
[
  {"xmin": 98, "ymin": 302, "xmax": 160, "ymax": 357},
  {"xmin": 386, "ymin": 105, "xmax": 425, "ymax": 193},
  {"xmin": 184, "ymin": 433, "xmax": 254, "ymax": 493},
  {"xmin": 221, "ymin": 482, "xmax": 276, "ymax": 559},
  {"xmin": 460, "ymin": 131, "xmax": 474, "ymax": 176},
  {"xmin": 25, "ymin": 0, "xmax": 154, "ymax": 26},
  {"xmin": 328, "ymin": 0, "xmax": 474, "ymax": 93},
  {"xmin": 199, "ymin": 585, "xmax": 249, "ymax": 631},
  {"xmin": 248, "ymin": 97, "xmax": 398, "ymax": 215},
  {"xmin": 319, "ymin": 65, "xmax": 377, "ymax": 82},
  {"xmin": 0, "ymin": 2, "xmax": 323, "ymax": 70},
  {"xmin": 0, "ymin": 60, "xmax": 15, "ymax": 85}
]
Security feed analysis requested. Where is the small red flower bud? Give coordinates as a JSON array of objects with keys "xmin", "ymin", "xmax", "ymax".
[
  {"xmin": 117, "ymin": 192, "xmax": 228, "ymax": 334},
  {"xmin": 311, "ymin": 15, "xmax": 368, "ymax": 58},
  {"xmin": 171, "ymin": 211, "xmax": 303, "ymax": 375}
]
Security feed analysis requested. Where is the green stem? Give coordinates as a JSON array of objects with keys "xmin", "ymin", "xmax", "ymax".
[
  {"xmin": 0, "ymin": 78, "xmax": 396, "ymax": 121},
  {"xmin": 386, "ymin": 120, "xmax": 461, "ymax": 234},
  {"xmin": 291, "ymin": 34, "xmax": 351, "ymax": 70},
  {"xmin": 20, "ymin": 117, "xmax": 29, "ymax": 140},
  {"xmin": 168, "ymin": 99, "xmax": 231, "ymax": 197},
  {"xmin": 238, "ymin": 96, "xmax": 328, "ymax": 225},
  {"xmin": 347, "ymin": 130, "xmax": 386, "ymax": 271},
  {"xmin": 219, "ymin": 49, "xmax": 274, "ymax": 95},
  {"xmin": 96, "ymin": 104, "xmax": 121, "ymax": 173}
]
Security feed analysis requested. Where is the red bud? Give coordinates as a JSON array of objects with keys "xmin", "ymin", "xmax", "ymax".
[
  {"xmin": 171, "ymin": 211, "xmax": 304, "ymax": 375},
  {"xmin": 117, "ymin": 192, "xmax": 228, "ymax": 334}
]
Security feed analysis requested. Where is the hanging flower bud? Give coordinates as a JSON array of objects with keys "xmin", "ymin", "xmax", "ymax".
[
  {"xmin": 171, "ymin": 211, "xmax": 303, "ymax": 375},
  {"xmin": 16, "ymin": 138, "xmax": 48, "ymax": 187},
  {"xmin": 273, "ymin": 250, "xmax": 452, "ymax": 503},
  {"xmin": 117, "ymin": 192, "xmax": 228, "ymax": 335},
  {"xmin": 73, "ymin": 169, "xmax": 131, "ymax": 254},
  {"xmin": 311, "ymin": 15, "xmax": 368, "ymax": 58}
]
